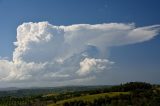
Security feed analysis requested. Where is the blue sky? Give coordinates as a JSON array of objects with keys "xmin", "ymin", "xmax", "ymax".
[{"xmin": 0, "ymin": 0, "xmax": 160, "ymax": 87}]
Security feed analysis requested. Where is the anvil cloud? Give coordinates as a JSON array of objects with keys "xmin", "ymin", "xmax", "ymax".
[{"xmin": 0, "ymin": 22, "xmax": 159, "ymax": 86}]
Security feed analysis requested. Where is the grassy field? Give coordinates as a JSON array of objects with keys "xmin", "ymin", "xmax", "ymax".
[
  {"xmin": 48, "ymin": 92, "xmax": 130, "ymax": 106},
  {"xmin": 157, "ymin": 87, "xmax": 160, "ymax": 91},
  {"xmin": 43, "ymin": 93, "xmax": 59, "ymax": 97}
]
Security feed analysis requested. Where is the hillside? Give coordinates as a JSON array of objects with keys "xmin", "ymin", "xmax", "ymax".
[
  {"xmin": 48, "ymin": 92, "xmax": 129, "ymax": 106},
  {"xmin": 0, "ymin": 82, "xmax": 159, "ymax": 106}
]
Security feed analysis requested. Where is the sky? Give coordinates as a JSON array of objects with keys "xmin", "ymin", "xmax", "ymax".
[{"xmin": 0, "ymin": 0, "xmax": 160, "ymax": 87}]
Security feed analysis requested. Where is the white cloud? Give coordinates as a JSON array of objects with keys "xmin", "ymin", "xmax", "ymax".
[
  {"xmin": 0, "ymin": 22, "xmax": 159, "ymax": 86},
  {"xmin": 76, "ymin": 58, "xmax": 114, "ymax": 76}
]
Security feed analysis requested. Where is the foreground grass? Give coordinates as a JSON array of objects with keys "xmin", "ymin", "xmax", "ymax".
[{"xmin": 48, "ymin": 92, "xmax": 129, "ymax": 106}]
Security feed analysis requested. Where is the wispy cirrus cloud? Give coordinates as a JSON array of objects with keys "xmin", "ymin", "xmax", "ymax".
[{"xmin": 0, "ymin": 22, "xmax": 159, "ymax": 86}]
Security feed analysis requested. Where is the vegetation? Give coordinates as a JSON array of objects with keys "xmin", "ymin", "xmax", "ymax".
[
  {"xmin": 48, "ymin": 92, "xmax": 130, "ymax": 106},
  {"xmin": 0, "ymin": 82, "xmax": 159, "ymax": 106}
]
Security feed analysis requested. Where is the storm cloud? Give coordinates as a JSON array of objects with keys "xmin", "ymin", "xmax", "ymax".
[{"xmin": 0, "ymin": 22, "xmax": 159, "ymax": 86}]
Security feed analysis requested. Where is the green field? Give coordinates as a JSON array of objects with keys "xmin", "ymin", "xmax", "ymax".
[
  {"xmin": 48, "ymin": 92, "xmax": 129, "ymax": 106},
  {"xmin": 43, "ymin": 93, "xmax": 59, "ymax": 97}
]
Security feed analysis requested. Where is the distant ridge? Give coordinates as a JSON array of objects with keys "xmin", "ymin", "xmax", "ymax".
[{"xmin": 0, "ymin": 87, "xmax": 19, "ymax": 91}]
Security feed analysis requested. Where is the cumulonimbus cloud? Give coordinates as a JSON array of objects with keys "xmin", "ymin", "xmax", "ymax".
[{"xmin": 0, "ymin": 22, "xmax": 159, "ymax": 85}]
